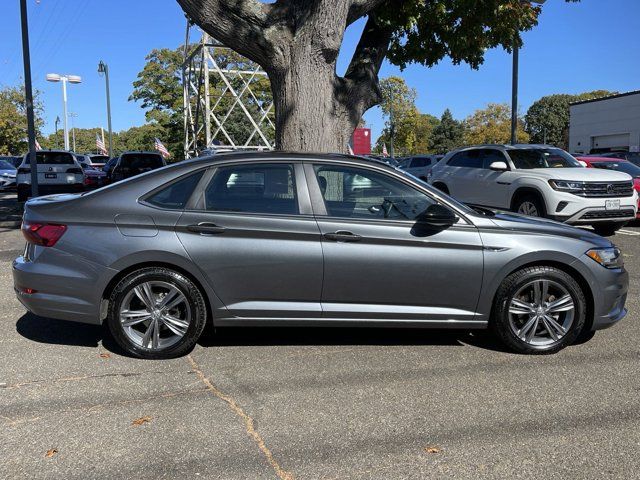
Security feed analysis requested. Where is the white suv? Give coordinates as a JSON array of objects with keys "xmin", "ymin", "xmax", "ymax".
[
  {"xmin": 429, "ymin": 144, "xmax": 638, "ymax": 236},
  {"xmin": 17, "ymin": 150, "xmax": 85, "ymax": 202}
]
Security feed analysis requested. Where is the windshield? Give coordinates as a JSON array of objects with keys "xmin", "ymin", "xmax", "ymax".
[
  {"xmin": 508, "ymin": 148, "xmax": 582, "ymax": 169},
  {"xmin": 0, "ymin": 160, "xmax": 15, "ymax": 170},
  {"xmin": 591, "ymin": 161, "xmax": 640, "ymax": 178}
]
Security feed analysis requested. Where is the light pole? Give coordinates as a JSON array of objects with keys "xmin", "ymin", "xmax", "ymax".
[
  {"xmin": 46, "ymin": 73, "xmax": 82, "ymax": 151},
  {"xmin": 68, "ymin": 113, "xmax": 78, "ymax": 152},
  {"xmin": 511, "ymin": 0, "xmax": 546, "ymax": 145},
  {"xmin": 54, "ymin": 115, "xmax": 60, "ymax": 147},
  {"xmin": 98, "ymin": 60, "xmax": 113, "ymax": 158},
  {"xmin": 19, "ymin": 0, "xmax": 38, "ymax": 197}
]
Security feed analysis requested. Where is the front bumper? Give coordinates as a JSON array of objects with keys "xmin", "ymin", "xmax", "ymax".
[
  {"xmin": 573, "ymin": 257, "xmax": 629, "ymax": 331},
  {"xmin": 548, "ymin": 191, "xmax": 638, "ymax": 224}
]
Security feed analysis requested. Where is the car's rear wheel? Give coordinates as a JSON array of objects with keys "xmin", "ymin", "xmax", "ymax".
[
  {"xmin": 107, "ymin": 267, "xmax": 207, "ymax": 359},
  {"xmin": 491, "ymin": 266, "xmax": 587, "ymax": 354},
  {"xmin": 593, "ymin": 222, "xmax": 625, "ymax": 237},
  {"xmin": 513, "ymin": 194, "xmax": 546, "ymax": 218},
  {"xmin": 433, "ymin": 182, "xmax": 449, "ymax": 194}
]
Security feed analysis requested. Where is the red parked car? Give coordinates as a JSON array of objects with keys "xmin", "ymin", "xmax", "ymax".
[{"xmin": 577, "ymin": 156, "xmax": 640, "ymax": 218}]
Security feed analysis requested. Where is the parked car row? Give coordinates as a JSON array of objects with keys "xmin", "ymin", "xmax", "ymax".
[
  {"xmin": 391, "ymin": 145, "xmax": 638, "ymax": 236},
  {"xmin": 15, "ymin": 150, "xmax": 166, "ymax": 201}
]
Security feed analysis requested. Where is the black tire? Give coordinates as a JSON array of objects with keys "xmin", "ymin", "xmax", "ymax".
[
  {"xmin": 107, "ymin": 267, "xmax": 207, "ymax": 359},
  {"xmin": 433, "ymin": 182, "xmax": 449, "ymax": 194},
  {"xmin": 512, "ymin": 193, "xmax": 546, "ymax": 218},
  {"xmin": 491, "ymin": 266, "xmax": 587, "ymax": 354},
  {"xmin": 17, "ymin": 186, "xmax": 28, "ymax": 203},
  {"xmin": 593, "ymin": 222, "xmax": 625, "ymax": 237}
]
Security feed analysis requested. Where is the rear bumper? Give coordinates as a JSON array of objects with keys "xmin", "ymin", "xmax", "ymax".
[
  {"xmin": 18, "ymin": 183, "xmax": 84, "ymax": 195},
  {"xmin": 12, "ymin": 249, "xmax": 117, "ymax": 325}
]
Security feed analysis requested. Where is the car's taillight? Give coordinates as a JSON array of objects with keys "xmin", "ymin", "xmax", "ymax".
[
  {"xmin": 21, "ymin": 222, "xmax": 67, "ymax": 247},
  {"xmin": 17, "ymin": 168, "xmax": 30, "ymax": 174},
  {"xmin": 67, "ymin": 167, "xmax": 82, "ymax": 174}
]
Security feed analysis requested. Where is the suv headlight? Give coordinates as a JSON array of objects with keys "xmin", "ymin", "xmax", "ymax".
[
  {"xmin": 549, "ymin": 179, "xmax": 585, "ymax": 192},
  {"xmin": 586, "ymin": 247, "xmax": 624, "ymax": 269}
]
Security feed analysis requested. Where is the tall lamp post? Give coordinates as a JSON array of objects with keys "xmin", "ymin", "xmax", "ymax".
[
  {"xmin": 511, "ymin": 0, "xmax": 546, "ymax": 145},
  {"xmin": 46, "ymin": 73, "xmax": 82, "ymax": 151},
  {"xmin": 98, "ymin": 61, "xmax": 113, "ymax": 158},
  {"xmin": 19, "ymin": 0, "xmax": 38, "ymax": 198}
]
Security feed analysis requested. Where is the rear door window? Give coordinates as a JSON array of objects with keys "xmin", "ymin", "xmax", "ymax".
[
  {"xmin": 121, "ymin": 154, "xmax": 164, "ymax": 170},
  {"xmin": 447, "ymin": 151, "xmax": 483, "ymax": 168},
  {"xmin": 411, "ymin": 157, "xmax": 429, "ymax": 168},
  {"xmin": 203, "ymin": 163, "xmax": 298, "ymax": 215}
]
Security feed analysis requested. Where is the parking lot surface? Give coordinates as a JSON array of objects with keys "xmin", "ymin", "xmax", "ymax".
[{"xmin": 2, "ymin": 214, "xmax": 640, "ymax": 479}]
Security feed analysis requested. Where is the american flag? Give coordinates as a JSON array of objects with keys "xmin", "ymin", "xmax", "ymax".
[
  {"xmin": 154, "ymin": 138, "xmax": 170, "ymax": 158},
  {"xmin": 382, "ymin": 143, "xmax": 389, "ymax": 157},
  {"xmin": 34, "ymin": 139, "xmax": 42, "ymax": 151},
  {"xmin": 96, "ymin": 134, "xmax": 107, "ymax": 155}
]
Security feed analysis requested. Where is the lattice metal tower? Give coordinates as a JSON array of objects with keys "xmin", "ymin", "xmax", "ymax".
[{"xmin": 182, "ymin": 20, "xmax": 275, "ymax": 158}]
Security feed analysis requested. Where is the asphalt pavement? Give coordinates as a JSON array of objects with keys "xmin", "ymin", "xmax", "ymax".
[{"xmin": 1, "ymin": 208, "xmax": 640, "ymax": 479}]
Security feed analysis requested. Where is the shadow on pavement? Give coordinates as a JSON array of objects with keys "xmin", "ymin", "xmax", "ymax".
[
  {"xmin": 15, "ymin": 312, "xmax": 126, "ymax": 354},
  {"xmin": 15, "ymin": 312, "xmax": 511, "ymax": 355}
]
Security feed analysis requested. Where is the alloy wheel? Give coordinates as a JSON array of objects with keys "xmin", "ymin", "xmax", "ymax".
[
  {"xmin": 119, "ymin": 281, "xmax": 191, "ymax": 350},
  {"xmin": 518, "ymin": 201, "xmax": 539, "ymax": 217},
  {"xmin": 508, "ymin": 279, "xmax": 575, "ymax": 347}
]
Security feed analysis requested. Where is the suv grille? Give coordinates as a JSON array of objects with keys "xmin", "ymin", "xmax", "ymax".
[{"xmin": 573, "ymin": 182, "xmax": 634, "ymax": 198}]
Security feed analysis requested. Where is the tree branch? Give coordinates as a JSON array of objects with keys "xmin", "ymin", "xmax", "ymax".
[
  {"xmin": 340, "ymin": 13, "xmax": 392, "ymax": 112},
  {"xmin": 347, "ymin": 0, "xmax": 389, "ymax": 24},
  {"xmin": 177, "ymin": 0, "xmax": 273, "ymax": 64}
]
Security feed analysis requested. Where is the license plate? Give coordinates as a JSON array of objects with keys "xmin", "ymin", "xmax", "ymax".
[
  {"xmin": 44, "ymin": 173, "xmax": 57, "ymax": 179},
  {"xmin": 605, "ymin": 199, "xmax": 620, "ymax": 211}
]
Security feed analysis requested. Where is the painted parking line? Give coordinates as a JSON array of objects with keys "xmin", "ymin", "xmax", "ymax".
[{"xmin": 617, "ymin": 229, "xmax": 640, "ymax": 236}]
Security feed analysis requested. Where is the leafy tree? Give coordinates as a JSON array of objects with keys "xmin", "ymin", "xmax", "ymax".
[
  {"xmin": 524, "ymin": 90, "xmax": 614, "ymax": 149},
  {"xmin": 0, "ymin": 86, "xmax": 44, "ymax": 155},
  {"xmin": 429, "ymin": 109, "xmax": 466, "ymax": 154},
  {"xmin": 178, "ymin": 0, "xmax": 577, "ymax": 152},
  {"xmin": 464, "ymin": 103, "xmax": 529, "ymax": 145}
]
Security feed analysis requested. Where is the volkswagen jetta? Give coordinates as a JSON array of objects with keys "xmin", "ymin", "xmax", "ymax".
[{"xmin": 13, "ymin": 153, "xmax": 628, "ymax": 358}]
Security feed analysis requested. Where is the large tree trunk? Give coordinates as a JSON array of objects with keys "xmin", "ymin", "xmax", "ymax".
[{"xmin": 176, "ymin": 0, "xmax": 391, "ymax": 153}]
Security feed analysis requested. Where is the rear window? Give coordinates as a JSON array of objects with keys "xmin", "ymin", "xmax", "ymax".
[
  {"xmin": 33, "ymin": 152, "xmax": 75, "ymax": 165},
  {"xmin": 145, "ymin": 171, "xmax": 204, "ymax": 209},
  {"xmin": 120, "ymin": 153, "xmax": 164, "ymax": 169}
]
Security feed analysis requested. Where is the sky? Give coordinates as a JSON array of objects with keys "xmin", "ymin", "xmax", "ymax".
[{"xmin": 1, "ymin": 0, "xmax": 639, "ymax": 143}]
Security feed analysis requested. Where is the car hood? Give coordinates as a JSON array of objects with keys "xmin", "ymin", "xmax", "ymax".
[
  {"xmin": 521, "ymin": 167, "xmax": 632, "ymax": 182},
  {"xmin": 487, "ymin": 211, "xmax": 612, "ymax": 247},
  {"xmin": 0, "ymin": 169, "xmax": 16, "ymax": 176}
]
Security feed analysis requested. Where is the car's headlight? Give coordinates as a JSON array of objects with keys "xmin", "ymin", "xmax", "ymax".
[
  {"xmin": 549, "ymin": 179, "xmax": 585, "ymax": 192},
  {"xmin": 586, "ymin": 247, "xmax": 624, "ymax": 269}
]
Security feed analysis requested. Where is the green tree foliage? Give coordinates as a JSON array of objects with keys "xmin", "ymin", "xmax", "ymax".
[
  {"xmin": 375, "ymin": 77, "xmax": 440, "ymax": 156},
  {"xmin": 130, "ymin": 45, "xmax": 274, "ymax": 159},
  {"xmin": 524, "ymin": 90, "xmax": 615, "ymax": 149},
  {"xmin": 464, "ymin": 103, "xmax": 529, "ymax": 145},
  {"xmin": 429, "ymin": 109, "xmax": 466, "ymax": 154},
  {"xmin": 0, "ymin": 86, "xmax": 44, "ymax": 155}
]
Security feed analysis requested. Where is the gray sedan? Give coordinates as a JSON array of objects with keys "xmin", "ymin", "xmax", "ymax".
[{"xmin": 13, "ymin": 153, "xmax": 628, "ymax": 359}]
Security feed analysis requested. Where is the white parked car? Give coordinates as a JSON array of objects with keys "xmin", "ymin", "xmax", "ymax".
[
  {"xmin": 428, "ymin": 144, "xmax": 638, "ymax": 236},
  {"xmin": 399, "ymin": 154, "xmax": 443, "ymax": 181},
  {"xmin": 17, "ymin": 150, "xmax": 85, "ymax": 202}
]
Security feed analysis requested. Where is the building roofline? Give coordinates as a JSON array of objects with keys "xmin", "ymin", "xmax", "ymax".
[{"xmin": 570, "ymin": 90, "xmax": 640, "ymax": 106}]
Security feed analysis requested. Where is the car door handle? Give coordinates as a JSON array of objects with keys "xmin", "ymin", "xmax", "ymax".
[
  {"xmin": 324, "ymin": 231, "xmax": 362, "ymax": 242},
  {"xmin": 186, "ymin": 223, "xmax": 226, "ymax": 235}
]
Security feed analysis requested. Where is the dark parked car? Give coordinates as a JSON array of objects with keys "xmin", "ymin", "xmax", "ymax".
[
  {"xmin": 597, "ymin": 151, "xmax": 640, "ymax": 167},
  {"xmin": 0, "ymin": 155, "xmax": 22, "ymax": 168},
  {"xmin": 14, "ymin": 152, "xmax": 628, "ymax": 359},
  {"xmin": 110, "ymin": 151, "xmax": 166, "ymax": 183}
]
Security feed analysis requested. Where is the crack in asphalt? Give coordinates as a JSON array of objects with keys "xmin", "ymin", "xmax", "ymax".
[{"xmin": 186, "ymin": 354, "xmax": 295, "ymax": 480}]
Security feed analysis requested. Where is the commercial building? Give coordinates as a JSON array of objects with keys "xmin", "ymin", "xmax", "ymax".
[{"xmin": 569, "ymin": 91, "xmax": 640, "ymax": 154}]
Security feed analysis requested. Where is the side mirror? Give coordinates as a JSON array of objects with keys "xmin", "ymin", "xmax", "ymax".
[
  {"xmin": 489, "ymin": 161, "xmax": 508, "ymax": 171},
  {"xmin": 417, "ymin": 204, "xmax": 458, "ymax": 227}
]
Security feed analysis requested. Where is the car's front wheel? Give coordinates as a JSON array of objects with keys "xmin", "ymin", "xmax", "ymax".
[
  {"xmin": 492, "ymin": 266, "xmax": 587, "ymax": 354},
  {"xmin": 107, "ymin": 267, "xmax": 207, "ymax": 359}
]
